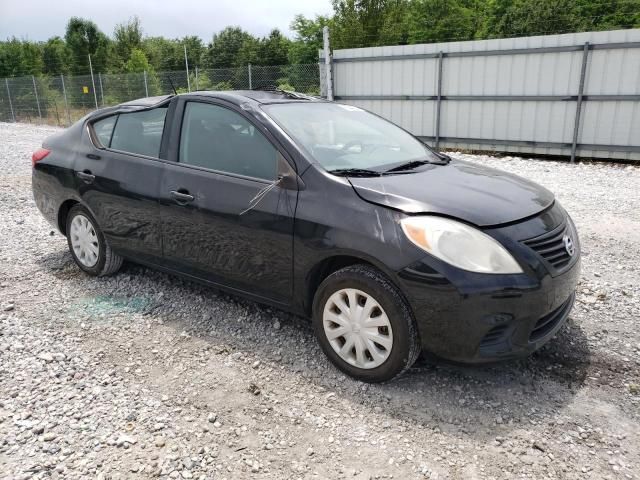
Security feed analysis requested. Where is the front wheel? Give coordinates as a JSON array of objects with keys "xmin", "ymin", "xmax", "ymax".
[
  {"xmin": 312, "ymin": 264, "xmax": 420, "ymax": 383},
  {"xmin": 66, "ymin": 205, "xmax": 123, "ymax": 277}
]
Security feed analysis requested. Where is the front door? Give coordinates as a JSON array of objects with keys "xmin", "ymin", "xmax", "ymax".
[{"xmin": 158, "ymin": 98, "xmax": 297, "ymax": 304}]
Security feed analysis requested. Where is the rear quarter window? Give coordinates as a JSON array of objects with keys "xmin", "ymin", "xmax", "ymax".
[{"xmin": 92, "ymin": 116, "xmax": 117, "ymax": 147}]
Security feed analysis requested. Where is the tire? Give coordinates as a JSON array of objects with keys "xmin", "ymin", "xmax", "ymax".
[
  {"xmin": 66, "ymin": 204, "xmax": 123, "ymax": 277},
  {"xmin": 312, "ymin": 264, "xmax": 420, "ymax": 383}
]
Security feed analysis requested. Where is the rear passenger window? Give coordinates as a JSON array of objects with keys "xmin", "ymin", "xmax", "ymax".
[
  {"xmin": 110, "ymin": 108, "xmax": 167, "ymax": 157},
  {"xmin": 179, "ymin": 102, "xmax": 277, "ymax": 180},
  {"xmin": 92, "ymin": 116, "xmax": 116, "ymax": 147}
]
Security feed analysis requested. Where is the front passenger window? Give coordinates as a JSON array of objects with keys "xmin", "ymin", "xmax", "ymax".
[
  {"xmin": 110, "ymin": 108, "xmax": 167, "ymax": 158},
  {"xmin": 179, "ymin": 102, "xmax": 277, "ymax": 180}
]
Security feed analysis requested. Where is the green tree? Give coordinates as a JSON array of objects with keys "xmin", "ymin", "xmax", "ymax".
[
  {"xmin": 206, "ymin": 27, "xmax": 256, "ymax": 68},
  {"xmin": 288, "ymin": 14, "xmax": 332, "ymax": 64},
  {"xmin": 406, "ymin": 0, "xmax": 476, "ymax": 43},
  {"xmin": 182, "ymin": 35, "xmax": 206, "ymax": 68},
  {"xmin": 378, "ymin": 0, "xmax": 411, "ymax": 46},
  {"xmin": 3, "ymin": 3, "xmax": 640, "ymax": 80},
  {"xmin": 42, "ymin": 37, "xmax": 71, "ymax": 75},
  {"xmin": 143, "ymin": 37, "xmax": 183, "ymax": 71},
  {"xmin": 113, "ymin": 16, "xmax": 143, "ymax": 69},
  {"xmin": 257, "ymin": 29, "xmax": 291, "ymax": 65},
  {"xmin": 0, "ymin": 39, "xmax": 44, "ymax": 76},
  {"xmin": 237, "ymin": 35, "xmax": 261, "ymax": 65},
  {"xmin": 331, "ymin": 0, "xmax": 404, "ymax": 48},
  {"xmin": 575, "ymin": 0, "xmax": 640, "ymax": 31},
  {"xmin": 124, "ymin": 48, "xmax": 151, "ymax": 73},
  {"xmin": 479, "ymin": 0, "xmax": 580, "ymax": 38},
  {"xmin": 21, "ymin": 42, "xmax": 44, "ymax": 75},
  {"xmin": 121, "ymin": 48, "xmax": 160, "ymax": 99},
  {"xmin": 64, "ymin": 17, "xmax": 110, "ymax": 74}
]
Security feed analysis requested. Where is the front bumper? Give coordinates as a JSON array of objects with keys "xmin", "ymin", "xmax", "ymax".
[
  {"xmin": 397, "ymin": 207, "xmax": 581, "ymax": 363},
  {"xmin": 400, "ymin": 258, "xmax": 580, "ymax": 363}
]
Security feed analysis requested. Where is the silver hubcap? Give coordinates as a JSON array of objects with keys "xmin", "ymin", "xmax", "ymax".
[
  {"xmin": 323, "ymin": 288, "xmax": 393, "ymax": 369},
  {"xmin": 70, "ymin": 214, "xmax": 99, "ymax": 268}
]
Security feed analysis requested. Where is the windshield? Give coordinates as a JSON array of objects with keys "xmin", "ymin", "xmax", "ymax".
[{"xmin": 262, "ymin": 103, "xmax": 440, "ymax": 172}]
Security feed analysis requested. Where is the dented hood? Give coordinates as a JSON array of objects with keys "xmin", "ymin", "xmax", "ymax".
[{"xmin": 348, "ymin": 160, "xmax": 555, "ymax": 227}]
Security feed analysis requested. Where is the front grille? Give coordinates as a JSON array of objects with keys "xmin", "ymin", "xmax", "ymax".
[
  {"xmin": 523, "ymin": 222, "xmax": 574, "ymax": 270},
  {"xmin": 529, "ymin": 293, "xmax": 574, "ymax": 342}
]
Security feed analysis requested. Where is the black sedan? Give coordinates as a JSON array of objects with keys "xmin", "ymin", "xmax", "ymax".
[{"xmin": 31, "ymin": 90, "xmax": 580, "ymax": 382}]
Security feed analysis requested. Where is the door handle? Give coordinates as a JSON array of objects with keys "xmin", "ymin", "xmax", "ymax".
[
  {"xmin": 170, "ymin": 190, "xmax": 195, "ymax": 204},
  {"xmin": 76, "ymin": 170, "xmax": 95, "ymax": 183}
]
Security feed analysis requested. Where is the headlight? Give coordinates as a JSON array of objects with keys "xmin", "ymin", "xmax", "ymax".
[{"xmin": 400, "ymin": 216, "xmax": 523, "ymax": 274}]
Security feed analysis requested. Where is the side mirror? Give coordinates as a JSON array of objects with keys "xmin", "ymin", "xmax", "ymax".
[
  {"xmin": 277, "ymin": 153, "xmax": 305, "ymax": 190},
  {"xmin": 239, "ymin": 154, "xmax": 303, "ymax": 215}
]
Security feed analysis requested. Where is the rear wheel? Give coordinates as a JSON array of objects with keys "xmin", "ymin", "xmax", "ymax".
[
  {"xmin": 312, "ymin": 264, "xmax": 420, "ymax": 382},
  {"xmin": 66, "ymin": 205, "xmax": 123, "ymax": 277}
]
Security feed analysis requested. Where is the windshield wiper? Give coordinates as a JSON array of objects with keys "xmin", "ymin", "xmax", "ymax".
[
  {"xmin": 328, "ymin": 168, "xmax": 383, "ymax": 177},
  {"xmin": 385, "ymin": 155, "xmax": 450, "ymax": 173},
  {"xmin": 385, "ymin": 160, "xmax": 430, "ymax": 173}
]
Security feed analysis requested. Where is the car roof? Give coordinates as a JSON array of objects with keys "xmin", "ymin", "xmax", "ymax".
[
  {"xmin": 186, "ymin": 89, "xmax": 324, "ymax": 105},
  {"xmin": 119, "ymin": 90, "xmax": 324, "ymax": 109},
  {"xmin": 88, "ymin": 90, "xmax": 326, "ymax": 122},
  {"xmin": 119, "ymin": 95, "xmax": 174, "ymax": 107}
]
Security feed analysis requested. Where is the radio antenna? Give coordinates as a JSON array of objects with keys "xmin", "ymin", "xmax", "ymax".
[{"xmin": 167, "ymin": 76, "xmax": 178, "ymax": 95}]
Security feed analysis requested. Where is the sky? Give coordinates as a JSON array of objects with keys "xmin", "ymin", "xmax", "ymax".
[{"xmin": 0, "ymin": 0, "xmax": 333, "ymax": 41}]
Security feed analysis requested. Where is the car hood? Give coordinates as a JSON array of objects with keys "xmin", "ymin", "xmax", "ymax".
[{"xmin": 348, "ymin": 159, "xmax": 555, "ymax": 227}]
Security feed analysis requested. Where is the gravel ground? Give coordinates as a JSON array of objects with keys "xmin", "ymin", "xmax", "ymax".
[{"xmin": 0, "ymin": 122, "xmax": 638, "ymax": 480}]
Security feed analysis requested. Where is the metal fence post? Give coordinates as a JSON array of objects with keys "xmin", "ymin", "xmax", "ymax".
[
  {"xmin": 248, "ymin": 64, "xmax": 253, "ymax": 89},
  {"xmin": 53, "ymin": 100, "xmax": 60, "ymax": 126},
  {"xmin": 184, "ymin": 44, "xmax": 191, "ymax": 92},
  {"xmin": 323, "ymin": 26, "xmax": 334, "ymax": 101},
  {"xmin": 435, "ymin": 51, "xmax": 444, "ymax": 150},
  {"xmin": 195, "ymin": 66, "xmax": 199, "ymax": 90},
  {"xmin": 98, "ymin": 73, "xmax": 105, "ymax": 106},
  {"xmin": 32, "ymin": 75, "xmax": 42, "ymax": 121},
  {"xmin": 61, "ymin": 74, "xmax": 70, "ymax": 126},
  {"xmin": 571, "ymin": 42, "xmax": 590, "ymax": 163},
  {"xmin": 5, "ymin": 78, "xmax": 15, "ymax": 122},
  {"xmin": 144, "ymin": 70, "xmax": 149, "ymax": 97},
  {"xmin": 88, "ymin": 54, "xmax": 99, "ymax": 110}
]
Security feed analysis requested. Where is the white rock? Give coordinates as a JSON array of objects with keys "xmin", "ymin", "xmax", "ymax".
[{"xmin": 116, "ymin": 434, "xmax": 137, "ymax": 446}]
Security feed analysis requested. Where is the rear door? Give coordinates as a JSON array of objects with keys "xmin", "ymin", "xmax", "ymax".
[
  {"xmin": 158, "ymin": 97, "xmax": 297, "ymax": 304},
  {"xmin": 75, "ymin": 104, "xmax": 170, "ymax": 263}
]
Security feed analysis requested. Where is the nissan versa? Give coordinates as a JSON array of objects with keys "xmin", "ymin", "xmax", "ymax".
[{"xmin": 31, "ymin": 90, "xmax": 580, "ymax": 382}]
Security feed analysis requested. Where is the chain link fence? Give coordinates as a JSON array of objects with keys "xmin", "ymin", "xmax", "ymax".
[{"xmin": 0, "ymin": 63, "xmax": 324, "ymax": 127}]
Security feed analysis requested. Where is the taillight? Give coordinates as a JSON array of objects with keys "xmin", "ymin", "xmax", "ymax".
[{"xmin": 32, "ymin": 148, "xmax": 50, "ymax": 167}]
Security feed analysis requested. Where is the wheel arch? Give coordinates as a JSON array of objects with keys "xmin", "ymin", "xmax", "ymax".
[
  {"xmin": 304, "ymin": 253, "xmax": 400, "ymax": 316},
  {"xmin": 57, "ymin": 199, "xmax": 80, "ymax": 236},
  {"xmin": 57, "ymin": 198, "xmax": 104, "ymax": 237}
]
